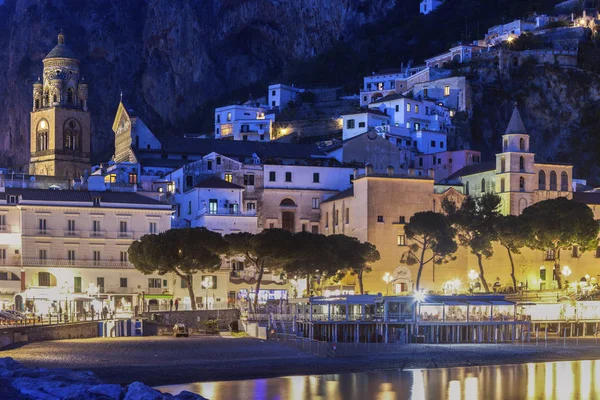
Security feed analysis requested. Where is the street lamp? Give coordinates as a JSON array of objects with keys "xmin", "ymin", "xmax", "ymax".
[
  {"xmin": 383, "ymin": 272, "xmax": 393, "ymax": 295},
  {"xmin": 562, "ymin": 266, "xmax": 572, "ymax": 290},
  {"xmin": 201, "ymin": 277, "xmax": 213, "ymax": 309}
]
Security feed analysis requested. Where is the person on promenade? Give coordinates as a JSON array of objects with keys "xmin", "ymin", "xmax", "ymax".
[
  {"xmin": 170, "ymin": 299, "xmax": 174, "ymax": 312},
  {"xmin": 175, "ymin": 299, "xmax": 179, "ymax": 311}
]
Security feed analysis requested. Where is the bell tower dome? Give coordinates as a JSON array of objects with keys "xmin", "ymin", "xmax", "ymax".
[{"xmin": 29, "ymin": 31, "xmax": 91, "ymax": 178}]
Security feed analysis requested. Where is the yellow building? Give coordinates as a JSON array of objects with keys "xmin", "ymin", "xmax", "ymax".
[
  {"xmin": 29, "ymin": 32, "xmax": 91, "ymax": 178},
  {"xmin": 320, "ymin": 107, "xmax": 599, "ymax": 296}
]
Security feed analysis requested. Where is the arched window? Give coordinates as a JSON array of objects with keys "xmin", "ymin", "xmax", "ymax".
[
  {"xmin": 519, "ymin": 156, "xmax": 525, "ymax": 172},
  {"xmin": 561, "ymin": 171, "xmax": 569, "ymax": 191},
  {"xmin": 500, "ymin": 178, "xmax": 505, "ymax": 193},
  {"xmin": 519, "ymin": 177, "xmax": 525, "ymax": 192},
  {"xmin": 503, "ymin": 139, "xmax": 508, "ymax": 151},
  {"xmin": 44, "ymin": 91, "xmax": 49, "ymax": 106},
  {"xmin": 538, "ymin": 171, "xmax": 546, "ymax": 190},
  {"xmin": 37, "ymin": 119, "xmax": 49, "ymax": 151},
  {"xmin": 465, "ymin": 181, "xmax": 469, "ymax": 195},
  {"xmin": 500, "ymin": 157, "xmax": 505, "ymax": 173},
  {"xmin": 280, "ymin": 198, "xmax": 297, "ymax": 207},
  {"xmin": 64, "ymin": 119, "xmax": 80, "ymax": 151},
  {"xmin": 519, "ymin": 138, "xmax": 525, "ymax": 151},
  {"xmin": 35, "ymin": 99, "xmax": 40, "ymax": 109},
  {"xmin": 67, "ymin": 88, "xmax": 74, "ymax": 105},
  {"xmin": 550, "ymin": 171, "xmax": 557, "ymax": 191},
  {"xmin": 481, "ymin": 178, "xmax": 486, "ymax": 193},
  {"xmin": 53, "ymin": 94, "xmax": 57, "ymax": 103}
]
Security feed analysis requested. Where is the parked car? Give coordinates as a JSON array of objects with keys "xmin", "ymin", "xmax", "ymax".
[{"xmin": 173, "ymin": 322, "xmax": 189, "ymax": 337}]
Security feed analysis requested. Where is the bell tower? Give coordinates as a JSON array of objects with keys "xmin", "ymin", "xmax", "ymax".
[
  {"xmin": 29, "ymin": 31, "xmax": 91, "ymax": 178},
  {"xmin": 495, "ymin": 106, "xmax": 535, "ymax": 215}
]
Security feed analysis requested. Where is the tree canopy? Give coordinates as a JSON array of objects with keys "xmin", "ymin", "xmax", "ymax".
[
  {"xmin": 496, "ymin": 214, "xmax": 529, "ymax": 291},
  {"xmin": 443, "ymin": 193, "xmax": 501, "ymax": 292},
  {"xmin": 404, "ymin": 211, "xmax": 457, "ymax": 291},
  {"xmin": 327, "ymin": 235, "xmax": 380, "ymax": 294},
  {"xmin": 226, "ymin": 229, "xmax": 293, "ymax": 310},
  {"xmin": 521, "ymin": 197, "xmax": 599, "ymax": 289},
  {"xmin": 128, "ymin": 227, "xmax": 229, "ymax": 310}
]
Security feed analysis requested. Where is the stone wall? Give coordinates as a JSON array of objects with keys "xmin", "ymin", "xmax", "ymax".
[
  {"xmin": 0, "ymin": 322, "xmax": 98, "ymax": 348},
  {"xmin": 142, "ymin": 309, "xmax": 240, "ymax": 333}
]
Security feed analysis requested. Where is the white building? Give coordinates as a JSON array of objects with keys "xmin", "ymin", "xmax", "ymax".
[
  {"xmin": 420, "ymin": 0, "xmax": 442, "ymax": 14},
  {"xmin": 214, "ymin": 104, "xmax": 274, "ymax": 141},
  {"xmin": 268, "ymin": 83, "xmax": 304, "ymax": 110},
  {"xmin": 369, "ymin": 94, "xmax": 453, "ymax": 133},
  {"xmin": 341, "ymin": 109, "xmax": 390, "ymax": 140},
  {"xmin": 176, "ymin": 176, "xmax": 259, "ymax": 234},
  {"xmin": 0, "ymin": 187, "xmax": 173, "ymax": 315}
]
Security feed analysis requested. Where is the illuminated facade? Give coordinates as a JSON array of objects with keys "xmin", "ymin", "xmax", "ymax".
[{"xmin": 29, "ymin": 32, "xmax": 91, "ymax": 178}]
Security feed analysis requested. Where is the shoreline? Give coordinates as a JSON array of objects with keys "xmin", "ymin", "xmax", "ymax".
[{"xmin": 4, "ymin": 336, "xmax": 600, "ymax": 387}]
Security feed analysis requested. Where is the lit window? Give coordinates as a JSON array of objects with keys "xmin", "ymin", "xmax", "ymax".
[
  {"xmin": 450, "ymin": 110, "xmax": 455, "ymax": 117},
  {"xmin": 406, "ymin": 103, "xmax": 411, "ymax": 112},
  {"xmin": 227, "ymin": 112, "xmax": 231, "ymax": 121},
  {"xmin": 312, "ymin": 198, "xmax": 320, "ymax": 209},
  {"xmin": 397, "ymin": 234, "xmax": 406, "ymax": 246},
  {"xmin": 444, "ymin": 86, "xmax": 450, "ymax": 96},
  {"xmin": 415, "ymin": 105, "xmax": 419, "ymax": 113},
  {"xmin": 224, "ymin": 173, "xmax": 233, "ymax": 183}
]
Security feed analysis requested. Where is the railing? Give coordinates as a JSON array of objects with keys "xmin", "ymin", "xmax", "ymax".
[
  {"xmin": 22, "ymin": 229, "xmax": 148, "ymax": 239},
  {"xmin": 22, "ymin": 258, "xmax": 134, "ymax": 269},
  {"xmin": 199, "ymin": 208, "xmax": 257, "ymax": 217}
]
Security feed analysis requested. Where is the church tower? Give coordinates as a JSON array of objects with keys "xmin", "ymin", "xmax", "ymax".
[
  {"xmin": 495, "ymin": 106, "xmax": 535, "ymax": 215},
  {"xmin": 29, "ymin": 32, "xmax": 91, "ymax": 178}
]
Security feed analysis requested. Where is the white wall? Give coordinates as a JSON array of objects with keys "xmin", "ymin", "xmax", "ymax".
[{"xmin": 263, "ymin": 165, "xmax": 354, "ymax": 191}]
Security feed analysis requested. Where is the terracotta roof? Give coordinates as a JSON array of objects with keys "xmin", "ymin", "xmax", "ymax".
[
  {"xmin": 321, "ymin": 186, "xmax": 354, "ymax": 204},
  {"xmin": 194, "ymin": 177, "xmax": 244, "ymax": 190},
  {"xmin": 572, "ymin": 192, "xmax": 600, "ymax": 205},
  {"xmin": 446, "ymin": 161, "xmax": 496, "ymax": 180},
  {"xmin": 370, "ymin": 93, "xmax": 406, "ymax": 104},
  {"xmin": 505, "ymin": 107, "xmax": 527, "ymax": 135},
  {"xmin": 3, "ymin": 188, "xmax": 168, "ymax": 206},
  {"xmin": 157, "ymin": 138, "xmax": 325, "ymax": 160}
]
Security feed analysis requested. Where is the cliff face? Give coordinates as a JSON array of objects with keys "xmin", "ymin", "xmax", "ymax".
[
  {"xmin": 454, "ymin": 61, "xmax": 600, "ymax": 182},
  {"xmin": 0, "ymin": 0, "xmax": 395, "ymax": 165}
]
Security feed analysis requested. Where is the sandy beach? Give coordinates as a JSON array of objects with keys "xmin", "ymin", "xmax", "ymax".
[{"xmin": 4, "ymin": 336, "xmax": 600, "ymax": 386}]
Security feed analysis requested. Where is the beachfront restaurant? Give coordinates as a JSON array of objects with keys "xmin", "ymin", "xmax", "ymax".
[
  {"xmin": 290, "ymin": 295, "xmax": 529, "ymax": 344},
  {"xmin": 519, "ymin": 300, "xmax": 600, "ymax": 337}
]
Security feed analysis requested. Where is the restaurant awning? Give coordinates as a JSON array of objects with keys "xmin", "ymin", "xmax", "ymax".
[
  {"xmin": 465, "ymin": 301, "xmax": 492, "ymax": 306},
  {"xmin": 488, "ymin": 300, "xmax": 515, "ymax": 305}
]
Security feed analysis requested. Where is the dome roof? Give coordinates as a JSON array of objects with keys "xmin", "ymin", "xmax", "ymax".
[{"xmin": 44, "ymin": 32, "xmax": 77, "ymax": 60}]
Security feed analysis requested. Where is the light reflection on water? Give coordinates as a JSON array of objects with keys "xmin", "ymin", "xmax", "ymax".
[{"xmin": 156, "ymin": 359, "xmax": 600, "ymax": 400}]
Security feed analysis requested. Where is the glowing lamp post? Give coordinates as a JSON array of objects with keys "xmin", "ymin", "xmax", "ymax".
[
  {"xmin": 201, "ymin": 277, "xmax": 213, "ymax": 309},
  {"xmin": 562, "ymin": 266, "xmax": 572, "ymax": 290},
  {"xmin": 468, "ymin": 269, "xmax": 479, "ymax": 292},
  {"xmin": 383, "ymin": 272, "xmax": 393, "ymax": 295}
]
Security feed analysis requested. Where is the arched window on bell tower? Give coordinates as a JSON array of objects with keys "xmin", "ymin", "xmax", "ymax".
[
  {"xmin": 64, "ymin": 119, "xmax": 80, "ymax": 151},
  {"xmin": 519, "ymin": 137, "xmax": 525, "ymax": 151},
  {"xmin": 37, "ymin": 119, "xmax": 49, "ymax": 152},
  {"xmin": 44, "ymin": 91, "xmax": 49, "ymax": 107},
  {"xmin": 519, "ymin": 156, "xmax": 525, "ymax": 172},
  {"xmin": 67, "ymin": 88, "xmax": 74, "ymax": 105}
]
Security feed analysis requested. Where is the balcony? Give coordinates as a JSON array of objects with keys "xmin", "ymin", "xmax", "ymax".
[
  {"xmin": 22, "ymin": 258, "xmax": 134, "ymax": 269},
  {"xmin": 199, "ymin": 207, "xmax": 257, "ymax": 217},
  {"xmin": 22, "ymin": 229, "xmax": 147, "ymax": 240}
]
